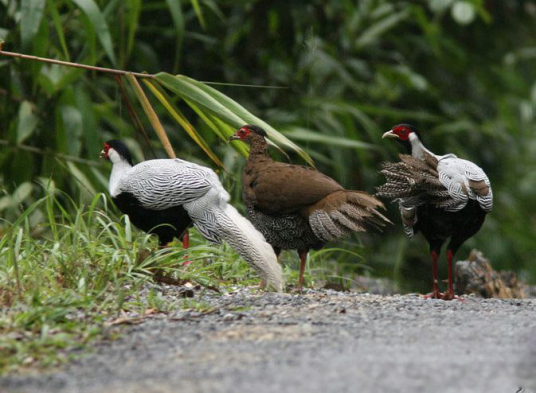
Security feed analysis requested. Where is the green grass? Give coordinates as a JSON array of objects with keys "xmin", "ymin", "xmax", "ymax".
[
  {"xmin": 0, "ymin": 191, "xmax": 261, "ymax": 374},
  {"xmin": 0, "ymin": 189, "xmax": 372, "ymax": 374}
]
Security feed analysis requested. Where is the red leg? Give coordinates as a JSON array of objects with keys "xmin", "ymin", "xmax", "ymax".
[
  {"xmin": 182, "ymin": 231, "xmax": 189, "ymax": 249},
  {"xmin": 298, "ymin": 250, "xmax": 308, "ymax": 292},
  {"xmin": 442, "ymin": 249, "xmax": 460, "ymax": 300},
  {"xmin": 181, "ymin": 230, "xmax": 192, "ymax": 267},
  {"xmin": 424, "ymin": 250, "xmax": 442, "ymax": 299}
]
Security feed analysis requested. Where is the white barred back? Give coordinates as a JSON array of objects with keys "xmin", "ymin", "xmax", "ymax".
[{"xmin": 437, "ymin": 154, "xmax": 493, "ymax": 212}]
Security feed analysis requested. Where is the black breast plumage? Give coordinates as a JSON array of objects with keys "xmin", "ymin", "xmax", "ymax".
[
  {"xmin": 413, "ymin": 199, "xmax": 487, "ymax": 255},
  {"xmin": 112, "ymin": 192, "xmax": 192, "ymax": 246}
]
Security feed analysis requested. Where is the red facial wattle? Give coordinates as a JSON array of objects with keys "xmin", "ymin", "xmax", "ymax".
[
  {"xmin": 101, "ymin": 143, "xmax": 111, "ymax": 159},
  {"xmin": 393, "ymin": 126, "xmax": 411, "ymax": 141},
  {"xmin": 237, "ymin": 127, "xmax": 252, "ymax": 140}
]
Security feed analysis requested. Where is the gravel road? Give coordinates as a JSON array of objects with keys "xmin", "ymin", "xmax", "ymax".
[{"xmin": 3, "ymin": 288, "xmax": 536, "ymax": 393}]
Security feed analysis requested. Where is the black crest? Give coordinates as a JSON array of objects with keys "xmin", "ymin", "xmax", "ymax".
[{"xmin": 106, "ymin": 140, "xmax": 134, "ymax": 166}]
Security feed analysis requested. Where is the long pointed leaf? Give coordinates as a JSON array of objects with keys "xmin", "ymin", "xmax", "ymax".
[
  {"xmin": 21, "ymin": 0, "xmax": 46, "ymax": 51},
  {"xmin": 165, "ymin": 0, "xmax": 184, "ymax": 71},
  {"xmin": 155, "ymin": 72, "xmax": 245, "ymax": 125},
  {"xmin": 143, "ymin": 79, "xmax": 226, "ymax": 169},
  {"xmin": 190, "ymin": 0, "xmax": 206, "ymax": 29},
  {"xmin": 155, "ymin": 72, "xmax": 314, "ymax": 166},
  {"xmin": 71, "ymin": 0, "xmax": 117, "ymax": 66},
  {"xmin": 47, "ymin": 0, "xmax": 70, "ymax": 60},
  {"xmin": 126, "ymin": 74, "xmax": 176, "ymax": 159},
  {"xmin": 125, "ymin": 0, "xmax": 142, "ymax": 60},
  {"xmin": 283, "ymin": 127, "xmax": 377, "ymax": 150},
  {"xmin": 176, "ymin": 74, "xmax": 313, "ymax": 165},
  {"xmin": 185, "ymin": 99, "xmax": 249, "ymax": 157}
]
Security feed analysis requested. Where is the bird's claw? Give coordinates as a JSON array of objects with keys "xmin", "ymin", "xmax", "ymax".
[
  {"xmin": 423, "ymin": 291, "xmax": 463, "ymax": 301},
  {"xmin": 441, "ymin": 291, "xmax": 463, "ymax": 301},
  {"xmin": 423, "ymin": 291, "xmax": 444, "ymax": 299}
]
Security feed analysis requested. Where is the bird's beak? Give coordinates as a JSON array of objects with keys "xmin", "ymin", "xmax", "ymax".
[
  {"xmin": 100, "ymin": 150, "xmax": 107, "ymax": 159},
  {"xmin": 382, "ymin": 130, "xmax": 399, "ymax": 139},
  {"xmin": 228, "ymin": 135, "xmax": 240, "ymax": 142}
]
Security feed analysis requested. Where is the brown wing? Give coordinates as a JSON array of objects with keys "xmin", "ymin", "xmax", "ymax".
[{"xmin": 246, "ymin": 160, "xmax": 344, "ymax": 215}]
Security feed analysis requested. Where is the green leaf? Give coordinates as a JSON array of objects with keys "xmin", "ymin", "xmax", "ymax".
[
  {"xmin": 61, "ymin": 106, "xmax": 83, "ymax": 156},
  {"xmin": 47, "ymin": 0, "xmax": 70, "ymax": 60},
  {"xmin": 125, "ymin": 74, "xmax": 176, "ymax": 159},
  {"xmin": 125, "ymin": 0, "xmax": 142, "ymax": 60},
  {"xmin": 186, "ymin": 100, "xmax": 250, "ymax": 157},
  {"xmin": 154, "ymin": 73, "xmax": 314, "ymax": 166},
  {"xmin": 66, "ymin": 161, "xmax": 97, "ymax": 198},
  {"xmin": 165, "ymin": 0, "xmax": 184, "ymax": 70},
  {"xmin": 75, "ymin": 87, "xmax": 100, "ymax": 157},
  {"xmin": 190, "ymin": 0, "xmax": 206, "ymax": 29},
  {"xmin": 283, "ymin": 127, "xmax": 376, "ymax": 150},
  {"xmin": 17, "ymin": 101, "xmax": 39, "ymax": 144},
  {"xmin": 356, "ymin": 10, "xmax": 409, "ymax": 49},
  {"xmin": 71, "ymin": 0, "xmax": 117, "ymax": 65},
  {"xmin": 20, "ymin": 0, "xmax": 46, "ymax": 51},
  {"xmin": 143, "ymin": 79, "xmax": 226, "ymax": 169},
  {"xmin": 155, "ymin": 73, "xmax": 245, "ymax": 125},
  {"xmin": 353, "ymin": 104, "xmax": 443, "ymax": 122}
]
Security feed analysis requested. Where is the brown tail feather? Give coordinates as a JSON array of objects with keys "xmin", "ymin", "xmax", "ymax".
[
  {"xmin": 377, "ymin": 153, "xmax": 450, "ymax": 205},
  {"xmin": 304, "ymin": 190, "xmax": 391, "ymax": 242}
]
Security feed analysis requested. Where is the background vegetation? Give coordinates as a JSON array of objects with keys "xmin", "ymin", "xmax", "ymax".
[{"xmin": 1, "ymin": 0, "xmax": 536, "ymax": 293}]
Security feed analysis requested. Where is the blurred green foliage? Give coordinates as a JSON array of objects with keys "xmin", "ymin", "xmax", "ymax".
[{"xmin": 1, "ymin": 0, "xmax": 535, "ymax": 288}]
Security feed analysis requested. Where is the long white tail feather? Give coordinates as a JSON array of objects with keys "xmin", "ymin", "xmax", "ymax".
[
  {"xmin": 186, "ymin": 187, "xmax": 284, "ymax": 292},
  {"xmin": 217, "ymin": 204, "xmax": 284, "ymax": 292}
]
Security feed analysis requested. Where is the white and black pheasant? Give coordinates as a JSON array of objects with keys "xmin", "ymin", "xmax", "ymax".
[
  {"xmin": 229, "ymin": 125, "xmax": 390, "ymax": 291},
  {"xmin": 377, "ymin": 124, "xmax": 493, "ymax": 300},
  {"xmin": 101, "ymin": 140, "xmax": 284, "ymax": 292}
]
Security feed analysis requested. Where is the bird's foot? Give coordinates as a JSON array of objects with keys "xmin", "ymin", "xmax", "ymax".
[
  {"xmin": 289, "ymin": 285, "xmax": 304, "ymax": 294},
  {"xmin": 441, "ymin": 291, "xmax": 463, "ymax": 301},
  {"xmin": 423, "ymin": 291, "xmax": 444, "ymax": 299}
]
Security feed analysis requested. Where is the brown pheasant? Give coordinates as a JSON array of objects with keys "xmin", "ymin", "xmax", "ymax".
[{"xmin": 229, "ymin": 125, "xmax": 390, "ymax": 290}]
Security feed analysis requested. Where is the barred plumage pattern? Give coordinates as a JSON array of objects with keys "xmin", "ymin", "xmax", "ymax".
[
  {"xmin": 377, "ymin": 152, "xmax": 493, "ymax": 237},
  {"xmin": 377, "ymin": 153, "xmax": 451, "ymax": 208},
  {"xmin": 307, "ymin": 191, "xmax": 389, "ymax": 242},
  {"xmin": 114, "ymin": 158, "xmax": 284, "ymax": 292},
  {"xmin": 246, "ymin": 190, "xmax": 389, "ymax": 251},
  {"xmin": 245, "ymin": 206, "xmax": 323, "ymax": 252},
  {"xmin": 437, "ymin": 155, "xmax": 493, "ymax": 213}
]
